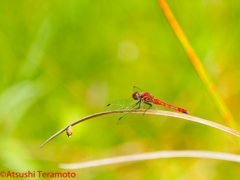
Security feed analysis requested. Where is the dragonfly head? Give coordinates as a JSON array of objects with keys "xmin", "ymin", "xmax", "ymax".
[{"xmin": 132, "ymin": 92, "xmax": 140, "ymax": 100}]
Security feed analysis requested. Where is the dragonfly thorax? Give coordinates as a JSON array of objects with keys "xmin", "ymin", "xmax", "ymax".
[{"xmin": 140, "ymin": 92, "xmax": 155, "ymax": 103}]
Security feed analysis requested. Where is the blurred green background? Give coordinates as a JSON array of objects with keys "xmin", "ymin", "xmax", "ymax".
[{"xmin": 1, "ymin": 0, "xmax": 240, "ymax": 179}]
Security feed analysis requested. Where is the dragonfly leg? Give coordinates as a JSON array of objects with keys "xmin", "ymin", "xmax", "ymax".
[
  {"xmin": 136, "ymin": 100, "xmax": 141, "ymax": 108},
  {"xmin": 143, "ymin": 102, "xmax": 152, "ymax": 115},
  {"xmin": 134, "ymin": 100, "xmax": 142, "ymax": 110},
  {"xmin": 130, "ymin": 100, "xmax": 142, "ymax": 112},
  {"xmin": 131, "ymin": 100, "xmax": 141, "ymax": 111},
  {"xmin": 118, "ymin": 100, "xmax": 141, "ymax": 121},
  {"xmin": 128, "ymin": 100, "xmax": 141, "ymax": 114}
]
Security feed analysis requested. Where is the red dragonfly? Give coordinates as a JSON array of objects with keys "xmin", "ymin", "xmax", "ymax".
[{"xmin": 105, "ymin": 86, "xmax": 189, "ymax": 121}]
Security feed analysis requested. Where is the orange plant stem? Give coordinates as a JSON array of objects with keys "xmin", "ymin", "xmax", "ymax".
[{"xmin": 157, "ymin": 0, "xmax": 238, "ymax": 129}]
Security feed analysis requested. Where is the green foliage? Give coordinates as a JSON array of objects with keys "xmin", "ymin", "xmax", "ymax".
[{"xmin": 0, "ymin": 0, "xmax": 240, "ymax": 179}]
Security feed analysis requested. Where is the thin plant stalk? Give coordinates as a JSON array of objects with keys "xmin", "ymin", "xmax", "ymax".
[
  {"xmin": 59, "ymin": 150, "xmax": 240, "ymax": 169},
  {"xmin": 40, "ymin": 110, "xmax": 240, "ymax": 148},
  {"xmin": 157, "ymin": 0, "xmax": 238, "ymax": 130}
]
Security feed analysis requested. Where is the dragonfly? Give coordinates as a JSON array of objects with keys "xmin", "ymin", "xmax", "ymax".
[{"xmin": 105, "ymin": 86, "xmax": 189, "ymax": 121}]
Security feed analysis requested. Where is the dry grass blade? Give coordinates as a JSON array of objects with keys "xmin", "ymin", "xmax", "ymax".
[
  {"xmin": 59, "ymin": 150, "xmax": 240, "ymax": 169},
  {"xmin": 40, "ymin": 110, "xmax": 240, "ymax": 148}
]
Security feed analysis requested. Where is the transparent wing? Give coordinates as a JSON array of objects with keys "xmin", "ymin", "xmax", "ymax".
[
  {"xmin": 105, "ymin": 98, "xmax": 158, "ymax": 111},
  {"xmin": 117, "ymin": 101, "xmax": 158, "ymax": 125},
  {"xmin": 105, "ymin": 98, "xmax": 138, "ymax": 111},
  {"xmin": 152, "ymin": 102, "xmax": 158, "ymax": 110},
  {"xmin": 133, "ymin": 86, "xmax": 148, "ymax": 94}
]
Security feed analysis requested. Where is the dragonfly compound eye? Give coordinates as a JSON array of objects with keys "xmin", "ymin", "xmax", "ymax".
[{"xmin": 132, "ymin": 92, "xmax": 139, "ymax": 100}]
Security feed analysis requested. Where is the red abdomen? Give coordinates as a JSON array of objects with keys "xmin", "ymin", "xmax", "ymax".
[{"xmin": 154, "ymin": 99, "xmax": 189, "ymax": 114}]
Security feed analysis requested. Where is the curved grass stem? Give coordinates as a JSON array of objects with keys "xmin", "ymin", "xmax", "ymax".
[
  {"xmin": 59, "ymin": 150, "xmax": 240, "ymax": 169},
  {"xmin": 40, "ymin": 110, "xmax": 240, "ymax": 148}
]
